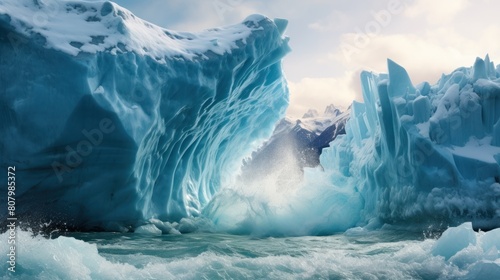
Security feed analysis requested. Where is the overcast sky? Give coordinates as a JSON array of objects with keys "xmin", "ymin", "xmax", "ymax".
[{"xmin": 113, "ymin": 0, "xmax": 500, "ymax": 118}]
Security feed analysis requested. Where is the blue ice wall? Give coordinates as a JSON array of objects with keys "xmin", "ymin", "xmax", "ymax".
[
  {"xmin": 0, "ymin": 1, "xmax": 290, "ymax": 230},
  {"xmin": 321, "ymin": 56, "xmax": 500, "ymax": 230}
]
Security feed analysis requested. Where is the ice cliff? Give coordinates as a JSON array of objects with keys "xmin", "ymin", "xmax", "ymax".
[
  {"xmin": 0, "ymin": 0, "xmax": 290, "ymax": 230},
  {"xmin": 318, "ymin": 56, "xmax": 500, "ymax": 231}
]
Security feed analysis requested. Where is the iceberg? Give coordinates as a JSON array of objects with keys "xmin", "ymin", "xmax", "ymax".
[
  {"xmin": 0, "ymin": 0, "xmax": 290, "ymax": 230},
  {"xmin": 430, "ymin": 222, "xmax": 500, "ymax": 279},
  {"xmin": 319, "ymin": 56, "xmax": 500, "ymax": 231}
]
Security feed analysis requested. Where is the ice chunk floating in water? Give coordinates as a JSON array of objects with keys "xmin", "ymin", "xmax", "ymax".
[{"xmin": 0, "ymin": 0, "xmax": 290, "ymax": 230}]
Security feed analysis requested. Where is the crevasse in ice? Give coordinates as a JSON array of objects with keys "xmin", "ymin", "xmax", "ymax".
[{"xmin": 0, "ymin": 0, "xmax": 290, "ymax": 230}]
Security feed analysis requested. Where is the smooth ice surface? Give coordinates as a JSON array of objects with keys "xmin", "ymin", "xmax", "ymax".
[
  {"xmin": 2, "ymin": 223, "xmax": 500, "ymax": 279},
  {"xmin": 0, "ymin": 0, "xmax": 290, "ymax": 230},
  {"xmin": 134, "ymin": 224, "xmax": 162, "ymax": 236},
  {"xmin": 432, "ymin": 222, "xmax": 477, "ymax": 260}
]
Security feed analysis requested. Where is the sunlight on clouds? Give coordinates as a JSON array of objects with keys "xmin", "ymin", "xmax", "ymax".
[
  {"xmin": 324, "ymin": 0, "xmax": 500, "ymax": 113},
  {"xmin": 307, "ymin": 11, "xmax": 351, "ymax": 32},
  {"xmin": 330, "ymin": 31, "xmax": 500, "ymax": 87},
  {"xmin": 118, "ymin": 0, "xmax": 258, "ymax": 32},
  {"xmin": 404, "ymin": 0, "xmax": 469, "ymax": 24},
  {"xmin": 287, "ymin": 73, "xmax": 361, "ymax": 118},
  {"xmin": 331, "ymin": 33, "xmax": 464, "ymax": 84}
]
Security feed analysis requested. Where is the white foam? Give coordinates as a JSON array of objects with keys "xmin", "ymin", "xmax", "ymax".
[{"xmin": 2, "ymin": 223, "xmax": 499, "ymax": 279}]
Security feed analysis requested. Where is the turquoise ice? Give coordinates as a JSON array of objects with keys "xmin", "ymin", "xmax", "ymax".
[
  {"xmin": 318, "ymin": 56, "xmax": 500, "ymax": 231},
  {"xmin": 1, "ymin": 0, "xmax": 500, "ymax": 236},
  {"xmin": 0, "ymin": 0, "xmax": 290, "ymax": 230}
]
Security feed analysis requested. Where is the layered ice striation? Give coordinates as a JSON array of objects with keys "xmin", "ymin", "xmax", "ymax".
[
  {"xmin": 320, "ymin": 56, "xmax": 500, "ymax": 230},
  {"xmin": 0, "ymin": 0, "xmax": 290, "ymax": 230}
]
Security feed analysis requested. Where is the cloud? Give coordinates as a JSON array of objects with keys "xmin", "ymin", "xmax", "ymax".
[
  {"xmin": 287, "ymin": 72, "xmax": 361, "ymax": 118},
  {"xmin": 307, "ymin": 10, "xmax": 352, "ymax": 32},
  {"xmin": 404, "ymin": 0, "xmax": 470, "ymax": 24},
  {"xmin": 330, "ymin": 29, "xmax": 500, "ymax": 87},
  {"xmin": 114, "ymin": 0, "xmax": 258, "ymax": 32},
  {"xmin": 325, "ymin": 0, "xmax": 500, "ymax": 106},
  {"xmin": 333, "ymin": 34, "xmax": 458, "ymax": 83}
]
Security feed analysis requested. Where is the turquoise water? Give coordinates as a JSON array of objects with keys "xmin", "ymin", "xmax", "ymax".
[{"xmin": 3, "ymin": 226, "xmax": 495, "ymax": 280}]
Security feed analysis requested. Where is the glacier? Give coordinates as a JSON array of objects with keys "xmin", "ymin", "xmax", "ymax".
[
  {"xmin": 1, "ymin": 0, "xmax": 500, "ymax": 237},
  {"xmin": 2, "ymin": 0, "xmax": 500, "ymax": 278},
  {"xmin": 320, "ymin": 56, "xmax": 500, "ymax": 231},
  {"xmin": 0, "ymin": 0, "xmax": 290, "ymax": 231},
  {"xmin": 205, "ymin": 56, "xmax": 500, "ymax": 236}
]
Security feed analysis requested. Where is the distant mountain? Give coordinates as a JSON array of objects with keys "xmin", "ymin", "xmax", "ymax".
[
  {"xmin": 323, "ymin": 104, "xmax": 342, "ymax": 117},
  {"xmin": 240, "ymin": 105, "xmax": 349, "ymax": 185},
  {"xmin": 302, "ymin": 109, "xmax": 320, "ymax": 118}
]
